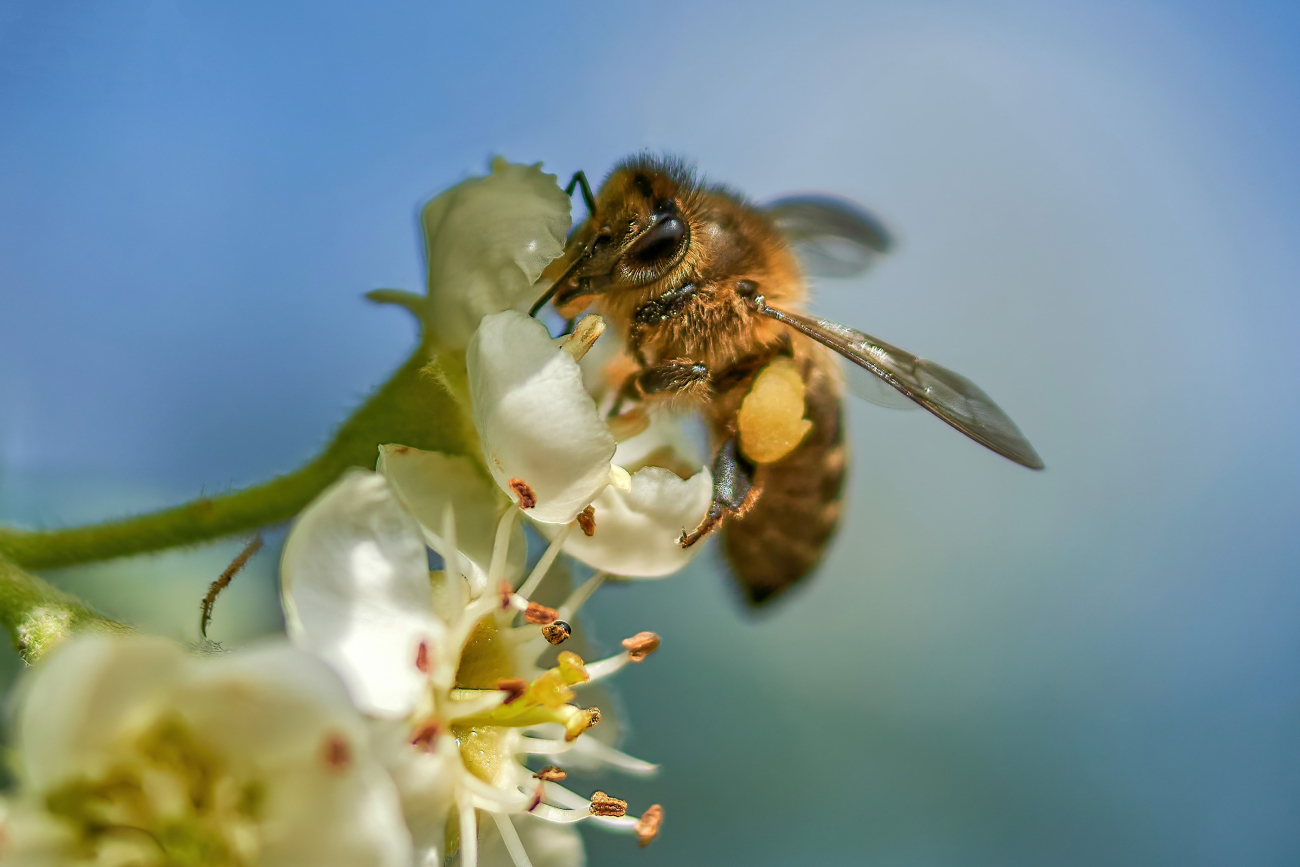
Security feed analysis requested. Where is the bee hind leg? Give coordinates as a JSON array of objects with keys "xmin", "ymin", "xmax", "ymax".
[{"xmin": 679, "ymin": 438, "xmax": 760, "ymax": 548}]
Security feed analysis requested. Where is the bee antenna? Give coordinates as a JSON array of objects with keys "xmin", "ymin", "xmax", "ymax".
[{"xmin": 565, "ymin": 170, "xmax": 598, "ymax": 217}]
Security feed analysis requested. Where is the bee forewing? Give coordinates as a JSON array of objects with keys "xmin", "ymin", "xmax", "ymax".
[
  {"xmin": 758, "ymin": 304, "xmax": 1045, "ymax": 469},
  {"xmin": 842, "ymin": 359, "xmax": 920, "ymax": 410},
  {"xmin": 764, "ymin": 195, "xmax": 893, "ymax": 279}
]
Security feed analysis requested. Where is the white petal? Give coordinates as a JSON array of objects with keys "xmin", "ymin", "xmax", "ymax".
[
  {"xmin": 468, "ymin": 311, "xmax": 616, "ymax": 524},
  {"xmin": 540, "ymin": 465, "xmax": 712, "ymax": 578},
  {"xmin": 378, "ymin": 445, "xmax": 527, "ymax": 589},
  {"xmin": 281, "ymin": 469, "xmax": 446, "ymax": 717},
  {"xmin": 13, "ymin": 634, "xmax": 183, "ymax": 790},
  {"xmin": 424, "ymin": 160, "xmax": 572, "ymax": 350}
]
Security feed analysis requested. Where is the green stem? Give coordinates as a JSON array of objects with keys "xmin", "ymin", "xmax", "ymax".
[
  {"xmin": 0, "ymin": 343, "xmax": 469, "ymax": 571},
  {"xmin": 0, "ymin": 552, "xmax": 127, "ymax": 663}
]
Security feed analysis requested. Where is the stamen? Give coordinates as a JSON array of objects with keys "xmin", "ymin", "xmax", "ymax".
[
  {"xmin": 541, "ymin": 621, "xmax": 572, "ymax": 645},
  {"xmin": 636, "ymin": 805, "xmax": 664, "ymax": 847},
  {"xmin": 582, "ymin": 652, "xmax": 630, "ymax": 682},
  {"xmin": 486, "ymin": 508, "xmax": 517, "ymax": 587},
  {"xmin": 322, "ymin": 732, "xmax": 352, "ymax": 772},
  {"xmin": 571, "ymin": 736, "xmax": 659, "ymax": 775},
  {"xmin": 415, "ymin": 640, "xmax": 431, "ymax": 674},
  {"xmin": 558, "ymin": 572, "xmax": 606, "ymax": 620},
  {"xmin": 526, "ymin": 784, "xmax": 545, "ymax": 813},
  {"xmin": 411, "ymin": 720, "xmax": 441, "ymax": 750},
  {"xmin": 559, "ymin": 314, "xmax": 605, "ymax": 361},
  {"xmin": 490, "ymin": 812, "xmax": 535, "ymax": 867},
  {"xmin": 458, "ymin": 798, "xmax": 479, "ymax": 867},
  {"xmin": 497, "ymin": 678, "xmax": 528, "ymax": 704},
  {"xmin": 533, "ymin": 766, "xmax": 567, "ymax": 782},
  {"xmin": 621, "ymin": 631, "xmax": 661, "ymax": 662},
  {"xmin": 524, "ymin": 602, "xmax": 558, "ymax": 625},
  {"xmin": 576, "ymin": 506, "xmax": 596, "ymax": 537},
  {"xmin": 516, "ymin": 524, "xmax": 572, "ymax": 600},
  {"xmin": 528, "ymin": 804, "xmax": 592, "ymax": 824},
  {"xmin": 589, "ymin": 791, "xmax": 628, "ymax": 818},
  {"xmin": 509, "ymin": 478, "xmax": 538, "ymax": 509}
]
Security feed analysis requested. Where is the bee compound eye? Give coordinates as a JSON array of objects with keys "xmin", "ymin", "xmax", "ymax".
[{"xmin": 627, "ymin": 213, "xmax": 688, "ymax": 265}]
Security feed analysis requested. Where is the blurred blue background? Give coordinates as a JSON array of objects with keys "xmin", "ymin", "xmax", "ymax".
[{"xmin": 2, "ymin": 1, "xmax": 1299, "ymax": 864}]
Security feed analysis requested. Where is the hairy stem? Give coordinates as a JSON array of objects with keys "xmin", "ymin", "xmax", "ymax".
[
  {"xmin": 0, "ymin": 552, "xmax": 127, "ymax": 663},
  {"xmin": 0, "ymin": 344, "xmax": 469, "ymax": 571}
]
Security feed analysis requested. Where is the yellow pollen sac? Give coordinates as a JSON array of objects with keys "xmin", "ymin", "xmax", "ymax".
[
  {"xmin": 737, "ymin": 358, "xmax": 813, "ymax": 464},
  {"xmin": 529, "ymin": 671, "xmax": 574, "ymax": 709},
  {"xmin": 556, "ymin": 652, "xmax": 589, "ymax": 685}
]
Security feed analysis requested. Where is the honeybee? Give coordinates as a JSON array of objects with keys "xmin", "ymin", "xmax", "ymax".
[{"xmin": 532, "ymin": 155, "xmax": 1043, "ymax": 606}]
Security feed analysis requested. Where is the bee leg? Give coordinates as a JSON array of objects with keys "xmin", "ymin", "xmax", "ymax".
[
  {"xmin": 564, "ymin": 171, "xmax": 597, "ymax": 216},
  {"xmin": 634, "ymin": 359, "xmax": 710, "ymax": 398},
  {"xmin": 680, "ymin": 439, "xmax": 759, "ymax": 548}
]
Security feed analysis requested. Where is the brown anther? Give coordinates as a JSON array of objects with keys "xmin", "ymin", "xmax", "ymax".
[
  {"xmin": 509, "ymin": 478, "xmax": 537, "ymax": 509},
  {"xmin": 533, "ymin": 765, "xmax": 568, "ymax": 782},
  {"xmin": 415, "ymin": 640, "xmax": 431, "ymax": 673},
  {"xmin": 576, "ymin": 505, "xmax": 596, "ymax": 537},
  {"xmin": 541, "ymin": 620, "xmax": 572, "ymax": 646},
  {"xmin": 584, "ymin": 707, "xmax": 602, "ymax": 729},
  {"xmin": 636, "ymin": 804, "xmax": 664, "ymax": 847},
  {"xmin": 322, "ymin": 732, "xmax": 352, "ymax": 772},
  {"xmin": 497, "ymin": 678, "xmax": 527, "ymax": 704},
  {"xmin": 410, "ymin": 720, "xmax": 441, "ymax": 750},
  {"xmin": 589, "ymin": 791, "xmax": 628, "ymax": 818},
  {"xmin": 527, "ymin": 783, "xmax": 545, "ymax": 813},
  {"xmin": 524, "ymin": 602, "xmax": 558, "ymax": 625},
  {"xmin": 621, "ymin": 631, "xmax": 661, "ymax": 662}
]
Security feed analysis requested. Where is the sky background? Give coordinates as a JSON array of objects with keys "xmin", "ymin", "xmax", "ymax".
[{"xmin": 2, "ymin": 1, "xmax": 1299, "ymax": 864}]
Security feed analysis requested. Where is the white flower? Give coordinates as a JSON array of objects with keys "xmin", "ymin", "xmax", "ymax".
[
  {"xmin": 281, "ymin": 470, "xmax": 664, "ymax": 867},
  {"xmin": 535, "ymin": 421, "xmax": 713, "ymax": 578},
  {"xmin": 0, "ymin": 634, "xmax": 411, "ymax": 867},
  {"xmin": 467, "ymin": 311, "xmax": 618, "ymax": 525},
  {"xmin": 423, "ymin": 159, "xmax": 572, "ymax": 350}
]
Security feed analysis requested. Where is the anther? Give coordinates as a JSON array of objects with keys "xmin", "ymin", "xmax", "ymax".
[
  {"xmin": 527, "ymin": 784, "xmax": 546, "ymax": 813},
  {"xmin": 542, "ymin": 621, "xmax": 572, "ymax": 645},
  {"xmin": 584, "ymin": 707, "xmax": 602, "ymax": 729},
  {"xmin": 411, "ymin": 720, "xmax": 441, "ymax": 750},
  {"xmin": 524, "ymin": 602, "xmax": 559, "ymax": 625},
  {"xmin": 589, "ymin": 791, "xmax": 628, "ymax": 818},
  {"xmin": 322, "ymin": 732, "xmax": 352, "ymax": 772},
  {"xmin": 415, "ymin": 640, "xmax": 431, "ymax": 673},
  {"xmin": 560, "ymin": 314, "xmax": 606, "ymax": 361},
  {"xmin": 497, "ymin": 678, "xmax": 527, "ymax": 704},
  {"xmin": 533, "ymin": 766, "xmax": 567, "ymax": 782},
  {"xmin": 576, "ymin": 506, "xmax": 596, "ymax": 537},
  {"xmin": 621, "ymin": 631, "xmax": 661, "ymax": 662},
  {"xmin": 509, "ymin": 478, "xmax": 537, "ymax": 509},
  {"xmin": 636, "ymin": 804, "xmax": 664, "ymax": 846}
]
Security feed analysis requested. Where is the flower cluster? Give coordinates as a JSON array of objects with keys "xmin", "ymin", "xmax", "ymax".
[{"xmin": 0, "ymin": 159, "xmax": 712, "ymax": 867}]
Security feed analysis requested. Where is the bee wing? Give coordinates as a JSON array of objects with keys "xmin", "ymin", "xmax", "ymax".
[
  {"xmin": 842, "ymin": 359, "xmax": 921, "ymax": 409},
  {"xmin": 757, "ymin": 302, "xmax": 1044, "ymax": 469},
  {"xmin": 764, "ymin": 195, "xmax": 893, "ymax": 278}
]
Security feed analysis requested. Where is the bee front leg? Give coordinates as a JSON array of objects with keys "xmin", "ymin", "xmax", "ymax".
[{"xmin": 680, "ymin": 438, "xmax": 760, "ymax": 548}]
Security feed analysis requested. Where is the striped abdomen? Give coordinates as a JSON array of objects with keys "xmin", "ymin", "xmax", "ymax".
[{"xmin": 722, "ymin": 347, "xmax": 848, "ymax": 606}]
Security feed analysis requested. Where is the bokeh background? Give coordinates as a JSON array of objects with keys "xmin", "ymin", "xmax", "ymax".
[{"xmin": 3, "ymin": 2, "xmax": 1299, "ymax": 864}]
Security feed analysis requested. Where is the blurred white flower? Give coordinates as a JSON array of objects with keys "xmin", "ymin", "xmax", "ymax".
[
  {"xmin": 0, "ymin": 634, "xmax": 411, "ymax": 867},
  {"xmin": 422, "ymin": 159, "xmax": 572, "ymax": 350},
  {"xmin": 281, "ymin": 470, "xmax": 664, "ymax": 867}
]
